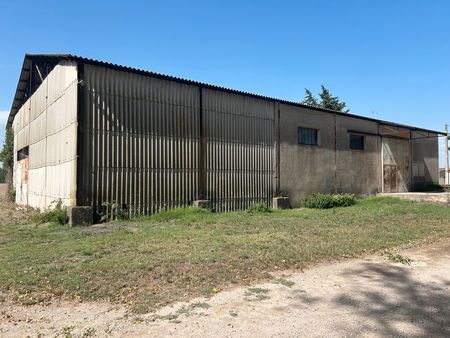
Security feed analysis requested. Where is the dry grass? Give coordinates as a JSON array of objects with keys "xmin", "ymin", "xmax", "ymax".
[{"xmin": 0, "ymin": 197, "xmax": 449, "ymax": 313}]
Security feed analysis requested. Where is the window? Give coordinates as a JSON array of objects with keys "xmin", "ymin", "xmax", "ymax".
[
  {"xmin": 17, "ymin": 146, "xmax": 29, "ymax": 161},
  {"xmin": 350, "ymin": 134, "xmax": 364, "ymax": 150},
  {"xmin": 298, "ymin": 127, "xmax": 318, "ymax": 145}
]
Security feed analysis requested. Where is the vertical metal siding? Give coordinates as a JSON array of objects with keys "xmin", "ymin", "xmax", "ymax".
[
  {"xmin": 81, "ymin": 64, "xmax": 201, "ymax": 217},
  {"xmin": 203, "ymin": 89, "xmax": 274, "ymax": 212},
  {"xmin": 80, "ymin": 64, "xmax": 274, "ymax": 216}
]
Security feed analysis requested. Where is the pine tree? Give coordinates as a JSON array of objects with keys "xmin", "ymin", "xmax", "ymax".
[
  {"xmin": 302, "ymin": 89, "xmax": 319, "ymax": 107},
  {"xmin": 318, "ymin": 85, "xmax": 349, "ymax": 112},
  {"xmin": 301, "ymin": 85, "xmax": 349, "ymax": 113}
]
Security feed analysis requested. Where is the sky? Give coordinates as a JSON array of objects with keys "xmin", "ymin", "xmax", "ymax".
[{"xmin": 0, "ymin": 0, "xmax": 449, "ymax": 166}]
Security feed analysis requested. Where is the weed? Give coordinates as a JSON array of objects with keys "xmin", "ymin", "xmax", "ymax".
[
  {"xmin": 191, "ymin": 302, "xmax": 211, "ymax": 309},
  {"xmin": 34, "ymin": 199, "xmax": 68, "ymax": 225},
  {"xmin": 62, "ymin": 326, "xmax": 74, "ymax": 338},
  {"xmin": 245, "ymin": 287, "xmax": 271, "ymax": 301},
  {"xmin": 100, "ymin": 201, "xmax": 129, "ymax": 222},
  {"xmin": 304, "ymin": 193, "xmax": 355, "ymax": 209},
  {"xmin": 80, "ymin": 327, "xmax": 96, "ymax": 338},
  {"xmin": 247, "ymin": 201, "xmax": 271, "ymax": 213},
  {"xmin": 381, "ymin": 249, "xmax": 412, "ymax": 265},
  {"xmin": 276, "ymin": 277, "xmax": 295, "ymax": 288}
]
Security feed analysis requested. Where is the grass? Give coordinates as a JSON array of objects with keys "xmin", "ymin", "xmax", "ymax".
[{"xmin": 0, "ymin": 197, "xmax": 449, "ymax": 313}]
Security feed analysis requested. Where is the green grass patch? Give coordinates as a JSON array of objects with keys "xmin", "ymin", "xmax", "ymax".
[{"xmin": 0, "ymin": 197, "xmax": 449, "ymax": 312}]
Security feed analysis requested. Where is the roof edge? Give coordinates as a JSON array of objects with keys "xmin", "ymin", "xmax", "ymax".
[{"xmin": 8, "ymin": 53, "xmax": 446, "ymax": 136}]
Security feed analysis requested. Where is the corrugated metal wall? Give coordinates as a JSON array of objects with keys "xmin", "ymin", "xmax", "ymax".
[
  {"xmin": 79, "ymin": 64, "xmax": 201, "ymax": 216},
  {"xmin": 12, "ymin": 61, "xmax": 78, "ymax": 209},
  {"xmin": 79, "ymin": 64, "xmax": 274, "ymax": 216},
  {"xmin": 203, "ymin": 89, "xmax": 274, "ymax": 211}
]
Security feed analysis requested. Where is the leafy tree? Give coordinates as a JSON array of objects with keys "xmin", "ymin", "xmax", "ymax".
[
  {"xmin": 0, "ymin": 167, "xmax": 5, "ymax": 183},
  {"xmin": 0, "ymin": 127, "xmax": 14, "ymax": 185},
  {"xmin": 301, "ymin": 85, "xmax": 350, "ymax": 113}
]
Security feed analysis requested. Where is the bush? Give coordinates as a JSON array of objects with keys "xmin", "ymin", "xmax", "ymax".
[
  {"xmin": 35, "ymin": 199, "xmax": 69, "ymax": 225},
  {"xmin": 247, "ymin": 200, "xmax": 271, "ymax": 213},
  {"xmin": 8, "ymin": 189, "xmax": 15, "ymax": 202},
  {"xmin": 304, "ymin": 193, "xmax": 355, "ymax": 209}
]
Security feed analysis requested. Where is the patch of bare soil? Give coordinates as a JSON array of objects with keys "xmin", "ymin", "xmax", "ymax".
[{"xmin": 1, "ymin": 240, "xmax": 450, "ymax": 337}]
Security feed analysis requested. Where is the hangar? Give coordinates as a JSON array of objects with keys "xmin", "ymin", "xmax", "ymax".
[{"xmin": 7, "ymin": 54, "xmax": 443, "ymax": 219}]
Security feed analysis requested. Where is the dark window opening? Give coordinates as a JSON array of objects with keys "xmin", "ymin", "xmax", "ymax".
[
  {"xmin": 17, "ymin": 146, "xmax": 29, "ymax": 161},
  {"xmin": 350, "ymin": 134, "xmax": 364, "ymax": 150},
  {"xmin": 298, "ymin": 127, "xmax": 318, "ymax": 145}
]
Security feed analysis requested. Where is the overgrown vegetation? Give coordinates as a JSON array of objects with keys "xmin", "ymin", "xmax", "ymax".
[
  {"xmin": 0, "ymin": 127, "xmax": 14, "ymax": 185},
  {"xmin": 34, "ymin": 199, "xmax": 69, "ymax": 225},
  {"xmin": 100, "ymin": 201, "xmax": 130, "ymax": 222},
  {"xmin": 304, "ymin": 193, "xmax": 355, "ymax": 209},
  {"xmin": 0, "ymin": 197, "xmax": 449, "ymax": 313},
  {"xmin": 247, "ymin": 200, "xmax": 271, "ymax": 213}
]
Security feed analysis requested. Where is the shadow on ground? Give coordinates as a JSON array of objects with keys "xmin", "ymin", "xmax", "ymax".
[{"xmin": 335, "ymin": 262, "xmax": 450, "ymax": 337}]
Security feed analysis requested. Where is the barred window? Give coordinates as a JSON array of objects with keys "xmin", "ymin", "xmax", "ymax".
[
  {"xmin": 350, "ymin": 134, "xmax": 364, "ymax": 150},
  {"xmin": 298, "ymin": 127, "xmax": 318, "ymax": 145}
]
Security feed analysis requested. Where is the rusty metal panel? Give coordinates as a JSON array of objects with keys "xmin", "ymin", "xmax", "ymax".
[
  {"xmin": 80, "ymin": 64, "xmax": 200, "ymax": 217},
  {"xmin": 202, "ymin": 89, "xmax": 274, "ymax": 211}
]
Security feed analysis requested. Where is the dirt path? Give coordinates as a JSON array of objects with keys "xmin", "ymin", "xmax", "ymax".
[{"xmin": 2, "ymin": 240, "xmax": 450, "ymax": 337}]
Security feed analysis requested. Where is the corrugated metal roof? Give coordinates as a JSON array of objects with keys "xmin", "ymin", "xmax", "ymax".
[{"xmin": 7, "ymin": 53, "xmax": 445, "ymax": 136}]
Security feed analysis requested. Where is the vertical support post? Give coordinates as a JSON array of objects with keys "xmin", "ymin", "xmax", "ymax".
[
  {"xmin": 446, "ymin": 124, "xmax": 449, "ymax": 185},
  {"xmin": 273, "ymin": 102, "xmax": 280, "ymax": 196},
  {"xmin": 76, "ymin": 62, "xmax": 85, "ymax": 206},
  {"xmin": 198, "ymin": 86, "xmax": 206, "ymax": 200}
]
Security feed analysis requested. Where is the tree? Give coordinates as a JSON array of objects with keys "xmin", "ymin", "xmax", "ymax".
[
  {"xmin": 0, "ymin": 127, "xmax": 14, "ymax": 186},
  {"xmin": 301, "ymin": 85, "xmax": 350, "ymax": 113}
]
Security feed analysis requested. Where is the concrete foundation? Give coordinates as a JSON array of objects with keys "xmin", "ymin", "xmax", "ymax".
[
  {"xmin": 272, "ymin": 197, "xmax": 291, "ymax": 209},
  {"xmin": 193, "ymin": 200, "xmax": 211, "ymax": 209},
  {"xmin": 68, "ymin": 206, "xmax": 93, "ymax": 226},
  {"xmin": 378, "ymin": 192, "xmax": 450, "ymax": 205}
]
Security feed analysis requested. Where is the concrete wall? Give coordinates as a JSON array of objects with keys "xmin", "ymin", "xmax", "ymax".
[
  {"xmin": 336, "ymin": 115, "xmax": 381, "ymax": 195},
  {"xmin": 411, "ymin": 131, "xmax": 439, "ymax": 188},
  {"xmin": 278, "ymin": 104, "xmax": 335, "ymax": 207},
  {"xmin": 12, "ymin": 61, "xmax": 78, "ymax": 209},
  {"xmin": 279, "ymin": 106, "xmax": 382, "ymax": 207}
]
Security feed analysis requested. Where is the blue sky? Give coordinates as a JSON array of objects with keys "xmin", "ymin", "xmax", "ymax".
[{"xmin": 0, "ymin": 0, "xmax": 449, "ymax": 165}]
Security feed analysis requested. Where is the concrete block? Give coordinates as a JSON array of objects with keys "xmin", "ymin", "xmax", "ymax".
[
  {"xmin": 0, "ymin": 184, "xmax": 9, "ymax": 201},
  {"xmin": 193, "ymin": 200, "xmax": 210, "ymax": 209},
  {"xmin": 68, "ymin": 206, "xmax": 93, "ymax": 226},
  {"xmin": 272, "ymin": 197, "xmax": 290, "ymax": 209}
]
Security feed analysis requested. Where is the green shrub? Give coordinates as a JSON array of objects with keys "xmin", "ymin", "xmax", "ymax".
[
  {"xmin": 304, "ymin": 193, "xmax": 355, "ymax": 209},
  {"xmin": 35, "ymin": 199, "xmax": 69, "ymax": 225},
  {"xmin": 247, "ymin": 200, "xmax": 271, "ymax": 213}
]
